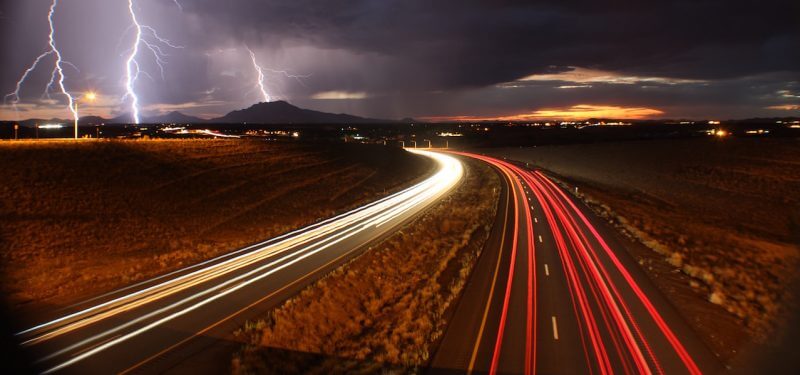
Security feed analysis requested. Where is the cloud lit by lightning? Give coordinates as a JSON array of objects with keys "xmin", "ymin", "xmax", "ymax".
[
  {"xmin": 123, "ymin": 0, "xmax": 183, "ymax": 124},
  {"xmin": 4, "ymin": 0, "xmax": 77, "ymax": 122}
]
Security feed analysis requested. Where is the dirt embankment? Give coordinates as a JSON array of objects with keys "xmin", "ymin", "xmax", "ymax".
[
  {"xmin": 493, "ymin": 138, "xmax": 800, "ymax": 360},
  {"xmin": 0, "ymin": 139, "xmax": 431, "ymax": 314},
  {"xmin": 231, "ymin": 158, "xmax": 500, "ymax": 373}
]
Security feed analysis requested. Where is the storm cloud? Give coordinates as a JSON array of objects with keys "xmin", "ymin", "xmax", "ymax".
[{"xmin": 1, "ymin": 0, "xmax": 798, "ymax": 120}]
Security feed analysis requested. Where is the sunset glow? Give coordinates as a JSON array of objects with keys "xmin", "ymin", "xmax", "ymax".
[
  {"xmin": 766, "ymin": 104, "xmax": 800, "ymax": 111},
  {"xmin": 421, "ymin": 104, "xmax": 664, "ymax": 122}
]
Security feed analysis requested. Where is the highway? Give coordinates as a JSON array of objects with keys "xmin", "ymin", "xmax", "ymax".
[
  {"xmin": 432, "ymin": 152, "xmax": 722, "ymax": 375},
  {"xmin": 15, "ymin": 149, "xmax": 463, "ymax": 374}
]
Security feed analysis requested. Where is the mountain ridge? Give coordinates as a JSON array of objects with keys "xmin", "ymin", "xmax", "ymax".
[
  {"xmin": 8, "ymin": 101, "xmax": 388, "ymax": 126},
  {"xmin": 210, "ymin": 101, "xmax": 388, "ymax": 124}
]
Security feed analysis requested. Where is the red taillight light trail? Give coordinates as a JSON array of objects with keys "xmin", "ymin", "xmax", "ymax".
[
  {"xmin": 448, "ymin": 152, "xmax": 538, "ymax": 375},
  {"xmin": 450, "ymin": 151, "xmax": 702, "ymax": 375},
  {"xmin": 530, "ymin": 170, "xmax": 662, "ymax": 374},
  {"xmin": 524, "ymin": 169, "xmax": 650, "ymax": 374},
  {"xmin": 535, "ymin": 171, "xmax": 701, "ymax": 375},
  {"xmin": 487, "ymin": 165, "xmax": 520, "ymax": 375},
  {"xmin": 523, "ymin": 174, "xmax": 537, "ymax": 375}
]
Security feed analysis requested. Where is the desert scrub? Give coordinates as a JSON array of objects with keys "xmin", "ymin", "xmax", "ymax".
[
  {"xmin": 232, "ymin": 158, "xmax": 500, "ymax": 374},
  {"xmin": 0, "ymin": 139, "xmax": 431, "ymax": 314}
]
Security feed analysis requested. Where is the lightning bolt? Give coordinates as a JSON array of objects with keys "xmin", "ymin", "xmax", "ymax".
[
  {"xmin": 45, "ymin": 0, "xmax": 78, "ymax": 128},
  {"xmin": 123, "ymin": 0, "xmax": 182, "ymax": 124},
  {"xmin": 246, "ymin": 47, "xmax": 311, "ymax": 103},
  {"xmin": 263, "ymin": 67, "xmax": 311, "ymax": 86},
  {"xmin": 3, "ymin": 51, "xmax": 53, "ymax": 109},
  {"xmin": 247, "ymin": 47, "xmax": 271, "ymax": 103},
  {"xmin": 4, "ymin": 0, "xmax": 77, "ymax": 125}
]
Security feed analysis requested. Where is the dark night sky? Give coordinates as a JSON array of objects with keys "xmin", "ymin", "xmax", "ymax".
[{"xmin": 1, "ymin": 0, "xmax": 798, "ymax": 121}]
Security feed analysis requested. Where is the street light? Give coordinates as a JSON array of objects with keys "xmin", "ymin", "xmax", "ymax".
[{"xmin": 74, "ymin": 91, "xmax": 97, "ymax": 139}]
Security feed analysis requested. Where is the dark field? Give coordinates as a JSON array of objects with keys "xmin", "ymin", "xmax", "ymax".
[
  {"xmin": 0, "ymin": 139, "xmax": 431, "ymax": 315},
  {"xmin": 492, "ymin": 137, "xmax": 800, "ymax": 359}
]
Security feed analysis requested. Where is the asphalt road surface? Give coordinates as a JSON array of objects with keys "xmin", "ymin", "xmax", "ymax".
[
  {"xmin": 15, "ymin": 149, "xmax": 463, "ymax": 374},
  {"xmin": 432, "ymin": 152, "xmax": 722, "ymax": 375}
]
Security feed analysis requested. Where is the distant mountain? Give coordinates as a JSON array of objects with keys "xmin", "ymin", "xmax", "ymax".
[
  {"xmin": 92, "ymin": 111, "xmax": 205, "ymax": 124},
  {"xmin": 106, "ymin": 113, "xmax": 135, "ymax": 124},
  {"xmin": 79, "ymin": 116, "xmax": 107, "ymax": 125},
  {"xmin": 7, "ymin": 102, "xmax": 385, "ymax": 126},
  {"xmin": 145, "ymin": 111, "xmax": 206, "ymax": 124},
  {"xmin": 212, "ymin": 100, "xmax": 387, "ymax": 124}
]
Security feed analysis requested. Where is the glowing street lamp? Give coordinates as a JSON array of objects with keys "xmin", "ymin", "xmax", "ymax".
[{"xmin": 74, "ymin": 91, "xmax": 97, "ymax": 139}]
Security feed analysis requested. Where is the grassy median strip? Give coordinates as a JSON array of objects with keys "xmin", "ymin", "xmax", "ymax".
[{"xmin": 231, "ymin": 158, "xmax": 500, "ymax": 373}]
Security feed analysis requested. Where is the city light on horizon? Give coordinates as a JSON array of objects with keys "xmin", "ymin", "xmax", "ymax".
[{"xmin": 420, "ymin": 104, "xmax": 666, "ymax": 123}]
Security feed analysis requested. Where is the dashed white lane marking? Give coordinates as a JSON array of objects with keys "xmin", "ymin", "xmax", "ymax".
[
  {"xmin": 544, "ymin": 264, "xmax": 550, "ymax": 276},
  {"xmin": 534, "ymin": 217, "xmax": 538, "ymax": 223},
  {"xmin": 538, "ymin": 235, "xmax": 543, "ymax": 243},
  {"xmin": 552, "ymin": 316, "xmax": 559, "ymax": 340}
]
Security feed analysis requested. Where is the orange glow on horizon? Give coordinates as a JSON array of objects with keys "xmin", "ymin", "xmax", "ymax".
[
  {"xmin": 421, "ymin": 104, "xmax": 665, "ymax": 122},
  {"xmin": 766, "ymin": 104, "xmax": 800, "ymax": 111}
]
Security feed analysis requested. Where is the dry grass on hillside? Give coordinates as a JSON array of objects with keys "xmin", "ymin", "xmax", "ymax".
[
  {"xmin": 231, "ymin": 159, "xmax": 499, "ymax": 374},
  {"xmin": 495, "ymin": 138, "xmax": 800, "ymax": 354},
  {"xmin": 0, "ymin": 139, "xmax": 431, "ymax": 313}
]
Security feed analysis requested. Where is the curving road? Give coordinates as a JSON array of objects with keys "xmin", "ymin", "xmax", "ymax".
[
  {"xmin": 432, "ymin": 152, "xmax": 722, "ymax": 375},
  {"xmin": 16, "ymin": 149, "xmax": 463, "ymax": 374}
]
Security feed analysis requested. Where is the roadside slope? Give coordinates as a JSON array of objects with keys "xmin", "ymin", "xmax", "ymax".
[{"xmin": 0, "ymin": 140, "xmax": 431, "ymax": 315}]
